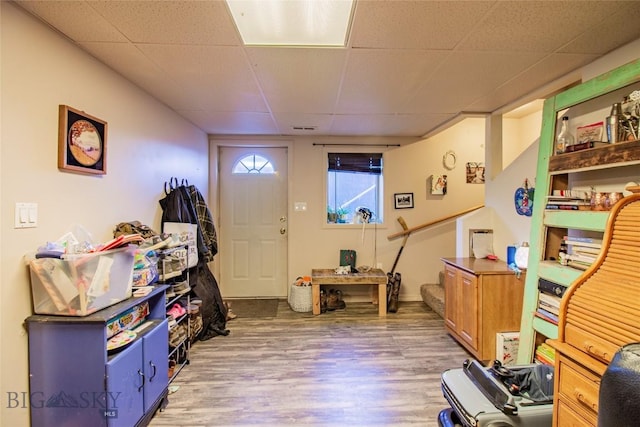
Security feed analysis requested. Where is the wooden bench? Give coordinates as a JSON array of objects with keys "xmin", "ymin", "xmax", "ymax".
[{"xmin": 311, "ymin": 268, "xmax": 388, "ymax": 316}]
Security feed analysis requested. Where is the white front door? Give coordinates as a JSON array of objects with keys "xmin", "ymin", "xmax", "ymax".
[{"xmin": 219, "ymin": 147, "xmax": 288, "ymax": 298}]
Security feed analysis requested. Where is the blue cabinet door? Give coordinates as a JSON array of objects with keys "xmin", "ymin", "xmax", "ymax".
[
  {"xmin": 143, "ymin": 319, "xmax": 169, "ymax": 411},
  {"xmin": 106, "ymin": 341, "xmax": 144, "ymax": 427}
]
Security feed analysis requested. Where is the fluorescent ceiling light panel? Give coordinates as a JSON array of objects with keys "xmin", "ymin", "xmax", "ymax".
[{"xmin": 226, "ymin": 0, "xmax": 354, "ymax": 46}]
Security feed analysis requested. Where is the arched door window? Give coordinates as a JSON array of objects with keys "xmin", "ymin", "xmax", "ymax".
[{"xmin": 232, "ymin": 154, "xmax": 275, "ymax": 174}]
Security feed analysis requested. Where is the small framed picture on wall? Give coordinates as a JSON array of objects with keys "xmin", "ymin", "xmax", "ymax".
[
  {"xmin": 394, "ymin": 192, "xmax": 414, "ymax": 209},
  {"xmin": 466, "ymin": 162, "xmax": 485, "ymax": 184},
  {"xmin": 431, "ymin": 175, "xmax": 447, "ymax": 195},
  {"xmin": 58, "ymin": 105, "xmax": 107, "ymax": 175}
]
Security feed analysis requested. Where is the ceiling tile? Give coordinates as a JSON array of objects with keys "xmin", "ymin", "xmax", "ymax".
[
  {"xmin": 79, "ymin": 42, "xmax": 196, "ymax": 110},
  {"xmin": 15, "ymin": 0, "xmax": 127, "ymax": 42},
  {"xmin": 467, "ymin": 53, "xmax": 598, "ymax": 112},
  {"xmin": 136, "ymin": 44, "xmax": 267, "ymax": 112},
  {"xmin": 330, "ymin": 113, "xmax": 455, "ymax": 137},
  {"xmin": 89, "ymin": 0, "xmax": 241, "ymax": 45},
  {"xmin": 247, "ymin": 47, "xmax": 348, "ymax": 112},
  {"xmin": 182, "ymin": 111, "xmax": 278, "ymax": 135},
  {"xmin": 350, "ymin": 0, "xmax": 495, "ymax": 50},
  {"xmin": 458, "ymin": 1, "xmax": 626, "ymax": 53},
  {"xmin": 559, "ymin": 5, "xmax": 640, "ymax": 54},
  {"xmin": 336, "ymin": 49, "xmax": 450, "ymax": 113},
  {"xmin": 405, "ymin": 51, "xmax": 545, "ymax": 114}
]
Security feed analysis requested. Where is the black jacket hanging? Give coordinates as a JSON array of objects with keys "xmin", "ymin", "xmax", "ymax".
[{"xmin": 159, "ymin": 180, "xmax": 227, "ymax": 338}]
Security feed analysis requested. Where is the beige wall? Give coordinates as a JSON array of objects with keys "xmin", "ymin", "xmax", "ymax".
[
  {"xmin": 503, "ymin": 110, "xmax": 542, "ymax": 168},
  {"xmin": 487, "ymin": 109, "xmax": 543, "ymax": 255},
  {"xmin": 211, "ymin": 120, "xmax": 486, "ymax": 303},
  {"xmin": 209, "ymin": 135, "xmax": 420, "ymax": 302},
  {"xmin": 1, "ymin": 4, "xmax": 209, "ymax": 424},
  {"xmin": 384, "ymin": 118, "xmax": 486, "ymax": 289}
]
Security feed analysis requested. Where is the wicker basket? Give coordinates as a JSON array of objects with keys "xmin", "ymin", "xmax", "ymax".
[{"xmin": 288, "ymin": 283, "xmax": 312, "ymax": 312}]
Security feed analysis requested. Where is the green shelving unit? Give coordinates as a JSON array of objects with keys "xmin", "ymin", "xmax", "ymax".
[{"xmin": 516, "ymin": 58, "xmax": 640, "ymax": 364}]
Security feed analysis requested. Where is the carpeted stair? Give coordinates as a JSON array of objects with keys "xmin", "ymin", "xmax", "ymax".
[{"xmin": 420, "ymin": 271, "xmax": 444, "ymax": 318}]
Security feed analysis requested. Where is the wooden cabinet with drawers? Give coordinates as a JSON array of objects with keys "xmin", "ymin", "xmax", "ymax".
[
  {"xmin": 554, "ymin": 352, "xmax": 602, "ymax": 426},
  {"xmin": 441, "ymin": 257, "xmax": 525, "ymax": 362},
  {"xmin": 550, "ymin": 190, "xmax": 640, "ymax": 426}
]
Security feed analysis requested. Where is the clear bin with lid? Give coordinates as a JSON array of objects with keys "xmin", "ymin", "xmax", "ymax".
[{"xmin": 28, "ymin": 247, "xmax": 135, "ymax": 316}]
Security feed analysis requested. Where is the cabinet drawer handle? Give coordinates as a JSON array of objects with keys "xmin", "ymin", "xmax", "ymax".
[
  {"xmin": 584, "ymin": 342, "xmax": 609, "ymax": 361},
  {"xmin": 149, "ymin": 361, "xmax": 157, "ymax": 382},
  {"xmin": 138, "ymin": 369, "xmax": 145, "ymax": 392},
  {"xmin": 574, "ymin": 388, "xmax": 598, "ymax": 412}
]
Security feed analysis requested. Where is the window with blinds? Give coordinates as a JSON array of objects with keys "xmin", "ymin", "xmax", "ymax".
[{"xmin": 327, "ymin": 152, "xmax": 383, "ymax": 224}]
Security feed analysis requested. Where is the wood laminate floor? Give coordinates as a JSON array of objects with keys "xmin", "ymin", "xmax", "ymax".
[{"xmin": 150, "ymin": 301, "xmax": 472, "ymax": 427}]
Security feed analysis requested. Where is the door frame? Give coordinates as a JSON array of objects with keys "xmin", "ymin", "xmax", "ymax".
[{"xmin": 209, "ymin": 138, "xmax": 294, "ymax": 297}]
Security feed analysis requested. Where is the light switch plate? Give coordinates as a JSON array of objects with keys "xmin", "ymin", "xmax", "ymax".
[
  {"xmin": 294, "ymin": 202, "xmax": 307, "ymax": 212},
  {"xmin": 15, "ymin": 202, "xmax": 37, "ymax": 228}
]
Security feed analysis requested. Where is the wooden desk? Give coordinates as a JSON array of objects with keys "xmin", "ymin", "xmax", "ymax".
[{"xmin": 311, "ymin": 268, "xmax": 388, "ymax": 316}]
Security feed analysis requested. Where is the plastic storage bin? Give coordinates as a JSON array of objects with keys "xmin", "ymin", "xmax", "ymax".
[{"xmin": 28, "ymin": 247, "xmax": 135, "ymax": 316}]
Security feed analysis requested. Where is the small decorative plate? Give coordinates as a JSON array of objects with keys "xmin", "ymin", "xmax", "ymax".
[{"xmin": 107, "ymin": 330, "xmax": 137, "ymax": 352}]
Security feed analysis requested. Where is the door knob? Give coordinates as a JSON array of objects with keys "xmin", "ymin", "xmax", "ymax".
[{"xmin": 280, "ymin": 228, "xmax": 286, "ymax": 235}]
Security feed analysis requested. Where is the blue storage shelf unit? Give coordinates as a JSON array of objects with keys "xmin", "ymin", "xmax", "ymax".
[{"xmin": 26, "ymin": 285, "xmax": 170, "ymax": 427}]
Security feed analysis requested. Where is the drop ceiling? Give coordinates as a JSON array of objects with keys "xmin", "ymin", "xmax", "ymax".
[{"xmin": 14, "ymin": 0, "xmax": 640, "ymax": 137}]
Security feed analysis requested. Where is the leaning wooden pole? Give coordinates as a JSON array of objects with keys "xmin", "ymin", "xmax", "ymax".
[
  {"xmin": 387, "ymin": 205, "xmax": 484, "ymax": 240},
  {"xmin": 389, "ymin": 217, "xmax": 410, "ymax": 274}
]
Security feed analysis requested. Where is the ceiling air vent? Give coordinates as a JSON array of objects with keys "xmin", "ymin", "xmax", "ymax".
[{"xmin": 292, "ymin": 126, "xmax": 317, "ymax": 131}]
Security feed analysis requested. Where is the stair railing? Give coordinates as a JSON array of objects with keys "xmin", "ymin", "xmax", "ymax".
[{"xmin": 387, "ymin": 205, "xmax": 484, "ymax": 240}]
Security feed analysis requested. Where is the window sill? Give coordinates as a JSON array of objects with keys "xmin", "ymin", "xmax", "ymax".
[{"xmin": 324, "ymin": 222, "xmax": 387, "ymax": 230}]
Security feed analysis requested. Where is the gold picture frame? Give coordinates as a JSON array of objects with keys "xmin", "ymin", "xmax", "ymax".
[{"xmin": 58, "ymin": 105, "xmax": 107, "ymax": 175}]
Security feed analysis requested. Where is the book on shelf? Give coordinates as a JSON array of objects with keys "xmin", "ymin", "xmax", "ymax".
[
  {"xmin": 545, "ymin": 197, "xmax": 591, "ymax": 210},
  {"xmin": 538, "ymin": 278, "xmax": 566, "ymax": 297},
  {"xmin": 538, "ymin": 342, "xmax": 556, "ymax": 356},
  {"xmin": 535, "ymin": 309, "xmax": 559, "ymax": 325},
  {"xmin": 572, "ymin": 246, "xmax": 601, "ymax": 256},
  {"xmin": 551, "ymin": 189, "xmax": 591, "ymax": 198},
  {"xmin": 546, "ymin": 196, "xmax": 590, "ymax": 203},
  {"xmin": 563, "ymin": 236, "xmax": 603, "ymax": 244},
  {"xmin": 563, "ymin": 140, "xmax": 609, "ymax": 153},
  {"xmin": 567, "ymin": 260, "xmax": 590, "ymax": 271},
  {"xmin": 538, "ymin": 291, "xmax": 561, "ymax": 308},
  {"xmin": 564, "ymin": 252, "xmax": 597, "ymax": 264},
  {"xmin": 538, "ymin": 301, "xmax": 559, "ymax": 316},
  {"xmin": 545, "ymin": 204, "xmax": 590, "ymax": 210},
  {"xmin": 535, "ymin": 351, "xmax": 555, "ymax": 366},
  {"xmin": 563, "ymin": 236, "xmax": 603, "ymax": 249},
  {"xmin": 535, "ymin": 342, "xmax": 556, "ymax": 366},
  {"xmin": 535, "ymin": 355, "xmax": 554, "ymax": 366},
  {"xmin": 535, "ymin": 354, "xmax": 554, "ymax": 366}
]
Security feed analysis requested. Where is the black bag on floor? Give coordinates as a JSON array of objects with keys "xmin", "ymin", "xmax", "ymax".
[{"xmin": 598, "ymin": 342, "xmax": 640, "ymax": 427}]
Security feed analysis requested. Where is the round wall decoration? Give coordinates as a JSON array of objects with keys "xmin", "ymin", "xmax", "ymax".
[{"xmin": 443, "ymin": 150, "xmax": 457, "ymax": 170}]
